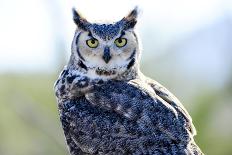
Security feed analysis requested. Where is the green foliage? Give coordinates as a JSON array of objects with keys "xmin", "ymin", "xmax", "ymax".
[{"xmin": 0, "ymin": 74, "xmax": 68, "ymax": 155}]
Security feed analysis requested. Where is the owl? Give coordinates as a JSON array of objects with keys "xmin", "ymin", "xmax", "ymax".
[{"xmin": 54, "ymin": 7, "xmax": 203, "ymax": 155}]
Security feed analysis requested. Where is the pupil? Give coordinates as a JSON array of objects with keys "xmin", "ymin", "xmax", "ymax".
[
  {"xmin": 91, "ymin": 40, "xmax": 95, "ymax": 44},
  {"xmin": 118, "ymin": 38, "xmax": 122, "ymax": 43}
]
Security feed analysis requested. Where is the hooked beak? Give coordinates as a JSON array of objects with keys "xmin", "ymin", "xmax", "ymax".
[{"xmin": 102, "ymin": 46, "xmax": 111, "ymax": 63}]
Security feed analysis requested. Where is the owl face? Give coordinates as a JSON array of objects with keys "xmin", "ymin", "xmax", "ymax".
[{"xmin": 71, "ymin": 7, "xmax": 140, "ymax": 79}]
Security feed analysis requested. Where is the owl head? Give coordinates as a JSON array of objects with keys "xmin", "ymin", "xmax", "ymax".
[{"xmin": 70, "ymin": 7, "xmax": 141, "ymax": 80}]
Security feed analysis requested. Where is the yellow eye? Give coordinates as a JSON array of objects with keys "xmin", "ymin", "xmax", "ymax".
[
  {"xmin": 86, "ymin": 38, "xmax": 99, "ymax": 48},
  {"xmin": 114, "ymin": 38, "xmax": 127, "ymax": 47}
]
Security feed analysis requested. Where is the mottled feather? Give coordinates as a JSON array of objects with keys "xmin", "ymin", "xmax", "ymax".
[{"xmin": 54, "ymin": 6, "xmax": 203, "ymax": 155}]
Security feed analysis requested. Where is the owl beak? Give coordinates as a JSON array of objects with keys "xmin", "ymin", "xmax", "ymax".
[{"xmin": 103, "ymin": 46, "xmax": 111, "ymax": 63}]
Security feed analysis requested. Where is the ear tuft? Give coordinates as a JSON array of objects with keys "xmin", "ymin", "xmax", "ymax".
[
  {"xmin": 122, "ymin": 6, "xmax": 139, "ymax": 30},
  {"xmin": 126, "ymin": 6, "xmax": 139, "ymax": 20},
  {"xmin": 72, "ymin": 8, "xmax": 90, "ymax": 31}
]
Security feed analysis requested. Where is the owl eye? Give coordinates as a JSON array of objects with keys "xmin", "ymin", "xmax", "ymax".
[
  {"xmin": 114, "ymin": 38, "xmax": 127, "ymax": 47},
  {"xmin": 86, "ymin": 38, "xmax": 99, "ymax": 48}
]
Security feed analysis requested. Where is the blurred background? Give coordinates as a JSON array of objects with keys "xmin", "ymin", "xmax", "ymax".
[{"xmin": 0, "ymin": 0, "xmax": 232, "ymax": 154}]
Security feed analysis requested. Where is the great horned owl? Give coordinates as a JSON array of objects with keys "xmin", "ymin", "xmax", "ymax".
[{"xmin": 54, "ymin": 7, "xmax": 203, "ymax": 155}]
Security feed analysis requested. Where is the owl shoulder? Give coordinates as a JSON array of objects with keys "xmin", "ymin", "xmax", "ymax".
[{"xmin": 145, "ymin": 77, "xmax": 197, "ymax": 136}]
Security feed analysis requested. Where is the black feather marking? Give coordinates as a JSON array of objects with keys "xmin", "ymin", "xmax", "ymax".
[
  {"xmin": 119, "ymin": 31, "xmax": 126, "ymax": 38},
  {"xmin": 54, "ymin": 79, "xmax": 60, "ymax": 87},
  {"xmin": 132, "ymin": 31, "xmax": 138, "ymax": 42},
  {"xmin": 122, "ymin": 6, "xmax": 139, "ymax": 30},
  {"xmin": 75, "ymin": 32, "xmax": 85, "ymax": 61},
  {"xmin": 61, "ymin": 69, "xmax": 68, "ymax": 76},
  {"xmin": 77, "ymin": 48, "xmax": 85, "ymax": 61},
  {"xmin": 127, "ymin": 6, "xmax": 139, "ymax": 19},
  {"xmin": 67, "ymin": 75, "xmax": 79, "ymax": 84},
  {"xmin": 60, "ymin": 85, "xmax": 65, "ymax": 95},
  {"xmin": 127, "ymin": 58, "xmax": 135, "ymax": 69},
  {"xmin": 88, "ymin": 31, "xmax": 94, "ymax": 38},
  {"xmin": 123, "ymin": 20, "xmax": 137, "ymax": 30},
  {"xmin": 78, "ymin": 60, "xmax": 88, "ymax": 71},
  {"xmin": 127, "ymin": 49, "xmax": 136, "ymax": 60},
  {"xmin": 75, "ymin": 32, "xmax": 81, "ymax": 44},
  {"xmin": 72, "ymin": 8, "xmax": 90, "ymax": 31}
]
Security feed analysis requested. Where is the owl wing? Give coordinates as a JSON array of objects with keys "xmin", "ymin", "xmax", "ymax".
[
  {"xmin": 85, "ymin": 79, "xmax": 195, "ymax": 143},
  {"xmin": 145, "ymin": 77, "xmax": 197, "ymax": 136}
]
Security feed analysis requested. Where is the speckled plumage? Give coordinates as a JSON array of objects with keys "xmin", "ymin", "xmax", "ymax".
[
  {"xmin": 91, "ymin": 23, "xmax": 121, "ymax": 41},
  {"xmin": 54, "ymin": 7, "xmax": 203, "ymax": 155}
]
